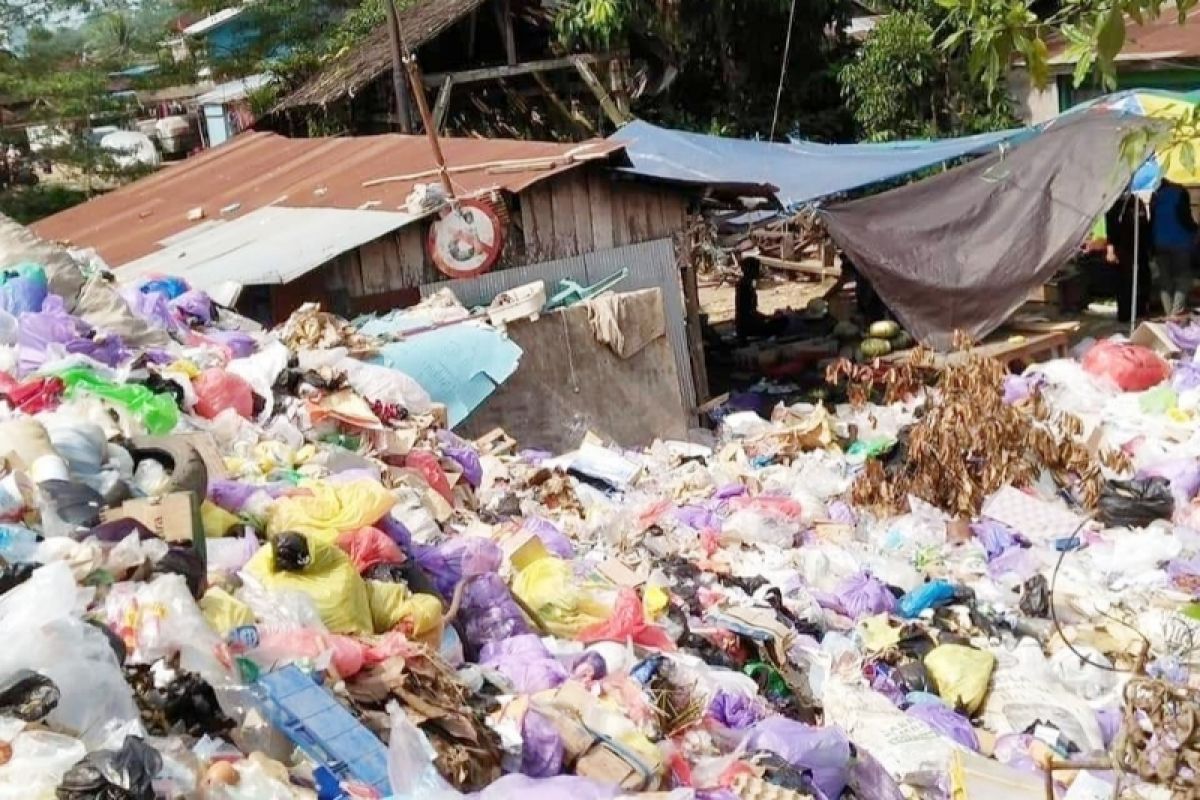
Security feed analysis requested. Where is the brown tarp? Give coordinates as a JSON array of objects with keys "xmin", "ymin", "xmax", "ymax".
[{"xmin": 820, "ymin": 111, "xmax": 1158, "ymax": 350}]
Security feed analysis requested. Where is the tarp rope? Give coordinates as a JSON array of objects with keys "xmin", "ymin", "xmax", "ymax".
[{"xmin": 769, "ymin": 0, "xmax": 799, "ymax": 142}]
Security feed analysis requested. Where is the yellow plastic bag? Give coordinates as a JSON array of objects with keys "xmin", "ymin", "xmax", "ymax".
[
  {"xmin": 512, "ymin": 556, "xmax": 612, "ymax": 638},
  {"xmin": 924, "ymin": 644, "xmax": 996, "ymax": 714},
  {"xmin": 244, "ymin": 535, "xmax": 374, "ymax": 635},
  {"xmin": 199, "ymin": 586, "xmax": 255, "ymax": 634},
  {"xmin": 201, "ymin": 501, "xmax": 240, "ymax": 539},
  {"xmin": 267, "ymin": 480, "xmax": 395, "ymax": 543},
  {"xmin": 365, "ymin": 580, "xmax": 443, "ymax": 642}
]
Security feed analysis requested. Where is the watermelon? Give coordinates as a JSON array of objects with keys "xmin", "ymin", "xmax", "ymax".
[
  {"xmin": 890, "ymin": 332, "xmax": 914, "ymax": 350},
  {"xmin": 859, "ymin": 338, "xmax": 892, "ymax": 359},
  {"xmin": 869, "ymin": 320, "xmax": 900, "ymax": 339},
  {"xmin": 833, "ymin": 321, "xmax": 861, "ymax": 341}
]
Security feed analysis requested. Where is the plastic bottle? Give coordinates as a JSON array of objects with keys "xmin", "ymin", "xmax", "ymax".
[{"xmin": 0, "ymin": 524, "xmax": 39, "ymax": 562}]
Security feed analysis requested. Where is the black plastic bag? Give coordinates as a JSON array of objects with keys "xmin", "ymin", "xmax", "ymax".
[
  {"xmin": 1019, "ymin": 574, "xmax": 1051, "ymax": 618},
  {"xmin": 127, "ymin": 664, "xmax": 233, "ymax": 737},
  {"xmin": 39, "ymin": 480, "xmax": 105, "ymax": 531},
  {"xmin": 0, "ymin": 559, "xmax": 36, "ymax": 594},
  {"xmin": 0, "ymin": 670, "xmax": 59, "ymax": 721},
  {"xmin": 896, "ymin": 661, "xmax": 933, "ymax": 694},
  {"xmin": 272, "ymin": 532, "xmax": 310, "ymax": 572},
  {"xmin": 152, "ymin": 547, "xmax": 204, "ymax": 599},
  {"xmin": 57, "ymin": 736, "xmax": 162, "ymax": 800},
  {"xmin": 1098, "ymin": 477, "xmax": 1175, "ymax": 528}
]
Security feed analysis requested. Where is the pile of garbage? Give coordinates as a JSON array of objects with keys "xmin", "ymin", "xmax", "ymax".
[{"xmin": 3, "ymin": 225, "xmax": 1200, "ymax": 800}]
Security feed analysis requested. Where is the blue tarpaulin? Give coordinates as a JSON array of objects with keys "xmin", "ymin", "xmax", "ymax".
[{"xmin": 610, "ymin": 120, "xmax": 1031, "ymax": 209}]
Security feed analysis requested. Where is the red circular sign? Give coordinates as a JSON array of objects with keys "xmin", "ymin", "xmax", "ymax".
[{"xmin": 427, "ymin": 199, "xmax": 506, "ymax": 279}]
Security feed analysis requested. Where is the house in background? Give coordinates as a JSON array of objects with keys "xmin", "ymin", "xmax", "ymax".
[
  {"xmin": 196, "ymin": 73, "xmax": 273, "ymax": 147},
  {"xmin": 1010, "ymin": 5, "xmax": 1200, "ymax": 123}
]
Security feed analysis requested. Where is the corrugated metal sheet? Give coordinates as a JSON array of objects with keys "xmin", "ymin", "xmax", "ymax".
[
  {"xmin": 33, "ymin": 132, "xmax": 625, "ymax": 269},
  {"xmin": 276, "ymin": 0, "xmax": 488, "ymax": 110},
  {"xmin": 116, "ymin": 206, "xmax": 417, "ymax": 290},
  {"xmin": 421, "ymin": 238, "xmax": 697, "ymax": 412}
]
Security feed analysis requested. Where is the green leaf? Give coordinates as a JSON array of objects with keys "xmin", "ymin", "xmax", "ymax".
[
  {"xmin": 1097, "ymin": 5, "xmax": 1126, "ymax": 63},
  {"xmin": 1072, "ymin": 49, "xmax": 1094, "ymax": 86},
  {"xmin": 1028, "ymin": 36, "xmax": 1050, "ymax": 88},
  {"xmin": 1182, "ymin": 141, "xmax": 1196, "ymax": 175}
]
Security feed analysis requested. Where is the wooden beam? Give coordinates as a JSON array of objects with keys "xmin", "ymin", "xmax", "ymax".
[
  {"xmin": 532, "ymin": 71, "xmax": 594, "ymax": 136},
  {"xmin": 757, "ymin": 254, "xmax": 840, "ymax": 279},
  {"xmin": 421, "ymin": 53, "xmax": 618, "ymax": 88},
  {"xmin": 681, "ymin": 248, "xmax": 711, "ymax": 405},
  {"xmin": 467, "ymin": 9, "xmax": 478, "ymax": 60},
  {"xmin": 384, "ymin": 0, "xmax": 413, "ymax": 133},
  {"xmin": 432, "ymin": 75, "xmax": 454, "ymax": 133},
  {"xmin": 494, "ymin": 0, "xmax": 517, "ymax": 65},
  {"xmin": 572, "ymin": 55, "xmax": 627, "ymax": 127}
]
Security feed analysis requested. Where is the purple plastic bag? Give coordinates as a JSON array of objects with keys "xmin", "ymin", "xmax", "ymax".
[
  {"xmin": 696, "ymin": 791, "xmax": 740, "ymax": 800},
  {"xmin": 374, "ymin": 513, "xmax": 413, "ymax": 553},
  {"xmin": 65, "ymin": 334, "xmax": 128, "ymax": 367},
  {"xmin": 994, "ymin": 734, "xmax": 1042, "ymax": 775},
  {"xmin": 481, "ymin": 635, "xmax": 568, "ymax": 693},
  {"xmin": 523, "ymin": 517, "xmax": 574, "ymax": 559},
  {"xmin": 520, "ymin": 710, "xmax": 564, "ymax": 778},
  {"xmin": 907, "ymin": 702, "xmax": 980, "ymax": 751},
  {"xmin": 18, "ymin": 295, "xmax": 92, "ymax": 373},
  {"xmin": 987, "ymin": 545, "xmax": 1039, "ymax": 582},
  {"xmin": 1138, "ymin": 459, "xmax": 1200, "ymax": 508},
  {"xmin": 1173, "ymin": 361, "xmax": 1200, "ymax": 392},
  {"xmin": 437, "ymin": 430, "xmax": 483, "ymax": 489},
  {"xmin": 674, "ymin": 504, "xmax": 720, "ymax": 531},
  {"xmin": 869, "ymin": 665, "xmax": 907, "ymax": 706},
  {"xmin": 1002, "ymin": 373, "xmax": 1045, "ymax": 405},
  {"xmin": 206, "ymin": 330, "xmax": 257, "ymax": 358},
  {"xmin": 971, "ymin": 519, "xmax": 1020, "ymax": 560},
  {"xmin": 170, "ymin": 290, "xmax": 215, "ymax": 324},
  {"xmin": 713, "ymin": 484, "xmax": 747, "ymax": 501},
  {"xmin": 122, "ymin": 287, "xmax": 180, "ymax": 334},
  {"xmin": 708, "ymin": 691, "xmax": 763, "ymax": 729},
  {"xmin": 208, "ymin": 479, "xmax": 292, "ymax": 513},
  {"xmin": 744, "ymin": 718, "xmax": 851, "ymax": 800},
  {"xmin": 461, "ymin": 573, "xmax": 533, "ymax": 651},
  {"xmin": 571, "ymin": 651, "xmax": 607, "ymax": 681},
  {"xmin": 1169, "ymin": 321, "xmax": 1200, "ymax": 352},
  {"xmin": 0, "ymin": 267, "xmax": 48, "ymax": 315},
  {"xmin": 833, "ymin": 572, "xmax": 896, "ymax": 619},
  {"xmin": 846, "ymin": 748, "xmax": 906, "ymax": 800},
  {"xmin": 1096, "ymin": 707, "xmax": 1121, "ymax": 748},
  {"xmin": 826, "ymin": 500, "xmax": 857, "ymax": 525},
  {"xmin": 469, "ymin": 775, "xmax": 618, "ymax": 800}
]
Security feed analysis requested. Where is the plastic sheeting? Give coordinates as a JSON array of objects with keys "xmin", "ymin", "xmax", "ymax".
[
  {"xmin": 821, "ymin": 111, "xmax": 1157, "ymax": 350},
  {"xmin": 610, "ymin": 120, "xmax": 1027, "ymax": 209}
]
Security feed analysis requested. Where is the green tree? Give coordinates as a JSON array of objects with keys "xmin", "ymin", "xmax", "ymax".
[
  {"xmin": 554, "ymin": 0, "xmax": 855, "ymax": 141},
  {"xmin": 840, "ymin": 6, "xmax": 1016, "ymax": 140}
]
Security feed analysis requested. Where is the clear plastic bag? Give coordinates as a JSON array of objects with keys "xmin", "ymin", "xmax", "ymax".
[{"xmin": 386, "ymin": 702, "xmax": 462, "ymax": 800}]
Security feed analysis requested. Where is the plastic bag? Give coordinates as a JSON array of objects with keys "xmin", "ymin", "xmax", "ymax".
[
  {"xmin": 0, "ymin": 729, "xmax": 87, "ymax": 799},
  {"xmin": 474, "ymin": 775, "xmax": 618, "ymax": 800},
  {"xmin": 896, "ymin": 579, "xmax": 957, "ymax": 618},
  {"xmin": 576, "ymin": 588, "xmax": 674, "ymax": 650},
  {"xmin": 18, "ymin": 295, "xmax": 90, "ymax": 373},
  {"xmin": 1081, "ymin": 340, "xmax": 1169, "ymax": 391},
  {"xmin": 1138, "ymin": 459, "xmax": 1200, "ymax": 510},
  {"xmin": 200, "ymin": 587, "xmax": 255, "ymax": 634},
  {"xmin": 0, "ymin": 563, "xmax": 139, "ymax": 749},
  {"xmin": 512, "ymin": 557, "xmax": 612, "ymax": 638},
  {"xmin": 0, "ymin": 670, "xmax": 60, "ymax": 722},
  {"xmin": 479, "ymin": 634, "xmax": 568, "ymax": 693},
  {"xmin": 520, "ymin": 709, "xmax": 564, "ymax": 778},
  {"xmin": 387, "ymin": 704, "xmax": 462, "ymax": 800},
  {"xmin": 250, "ymin": 628, "xmax": 366, "ymax": 678},
  {"xmin": 267, "ymin": 480, "xmax": 396, "ymax": 543},
  {"xmin": 743, "ymin": 718, "xmax": 851, "ymax": 800},
  {"xmin": 905, "ymin": 702, "xmax": 980, "ymax": 751},
  {"xmin": 0, "ymin": 524, "xmax": 39, "ymax": 562},
  {"xmin": 56, "ymin": 367, "xmax": 179, "ymax": 435},
  {"xmin": 207, "ymin": 531, "xmax": 260, "ymax": 579},
  {"xmin": 522, "ymin": 517, "xmax": 574, "ymax": 559},
  {"xmin": 337, "ymin": 526, "xmax": 405, "ymax": 573},
  {"xmin": 708, "ymin": 690, "xmax": 764, "ymax": 730},
  {"xmin": 243, "ymin": 535, "xmax": 374, "ymax": 635},
  {"xmin": 437, "ymin": 431, "xmax": 483, "ymax": 488},
  {"xmin": 192, "ymin": 368, "xmax": 254, "ymax": 420},
  {"xmin": 406, "ymin": 450, "xmax": 454, "ymax": 503},
  {"xmin": 365, "ymin": 579, "xmax": 443, "ymax": 640},
  {"xmin": 460, "ymin": 573, "xmax": 533, "ymax": 652},
  {"xmin": 923, "ymin": 644, "xmax": 996, "ymax": 714},
  {"xmin": 0, "ymin": 263, "xmax": 48, "ymax": 315},
  {"xmin": 832, "ymin": 572, "xmax": 896, "ymax": 620},
  {"xmin": 970, "ymin": 519, "xmax": 1020, "ymax": 560},
  {"xmin": 139, "ymin": 276, "xmax": 188, "ymax": 300},
  {"xmin": 1098, "ymin": 477, "xmax": 1175, "ymax": 528}
]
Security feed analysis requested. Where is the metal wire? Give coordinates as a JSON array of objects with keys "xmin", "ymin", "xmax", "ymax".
[{"xmin": 769, "ymin": 0, "xmax": 799, "ymax": 142}]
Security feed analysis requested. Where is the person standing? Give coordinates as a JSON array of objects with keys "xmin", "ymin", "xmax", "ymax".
[
  {"xmin": 1105, "ymin": 193, "xmax": 1152, "ymax": 323},
  {"xmin": 1150, "ymin": 179, "xmax": 1198, "ymax": 317}
]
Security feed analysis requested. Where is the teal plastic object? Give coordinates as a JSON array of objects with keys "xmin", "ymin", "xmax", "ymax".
[
  {"xmin": 55, "ymin": 366, "xmax": 179, "ymax": 435},
  {"xmin": 545, "ymin": 268, "xmax": 630, "ymax": 311}
]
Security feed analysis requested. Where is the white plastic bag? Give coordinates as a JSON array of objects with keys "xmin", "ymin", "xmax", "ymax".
[
  {"xmin": 0, "ymin": 729, "xmax": 87, "ymax": 800},
  {"xmin": 387, "ymin": 702, "xmax": 462, "ymax": 800}
]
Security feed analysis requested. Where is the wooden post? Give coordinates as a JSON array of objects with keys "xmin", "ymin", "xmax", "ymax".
[
  {"xmin": 532, "ymin": 72, "xmax": 594, "ymax": 136},
  {"xmin": 403, "ymin": 55, "xmax": 455, "ymax": 198},
  {"xmin": 432, "ymin": 75, "xmax": 454, "ymax": 133},
  {"xmin": 385, "ymin": 0, "xmax": 413, "ymax": 132},
  {"xmin": 493, "ymin": 0, "xmax": 517, "ymax": 65},
  {"xmin": 682, "ymin": 249, "xmax": 711, "ymax": 407},
  {"xmin": 609, "ymin": 58, "xmax": 630, "ymax": 118},
  {"xmin": 573, "ymin": 56, "xmax": 626, "ymax": 127}
]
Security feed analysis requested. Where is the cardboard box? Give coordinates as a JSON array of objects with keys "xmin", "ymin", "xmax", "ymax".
[
  {"xmin": 173, "ymin": 433, "xmax": 229, "ymax": 481},
  {"xmin": 1130, "ymin": 321, "xmax": 1182, "ymax": 356},
  {"xmin": 101, "ymin": 491, "xmax": 205, "ymax": 562},
  {"xmin": 575, "ymin": 745, "xmax": 655, "ymax": 792}
]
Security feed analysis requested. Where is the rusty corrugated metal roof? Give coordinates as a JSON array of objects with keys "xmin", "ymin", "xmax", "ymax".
[
  {"xmin": 33, "ymin": 131, "xmax": 627, "ymax": 268},
  {"xmin": 275, "ymin": 0, "xmax": 487, "ymax": 111},
  {"xmin": 1049, "ymin": 5, "xmax": 1200, "ymax": 64}
]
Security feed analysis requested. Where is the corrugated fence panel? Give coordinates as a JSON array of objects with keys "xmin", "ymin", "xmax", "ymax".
[{"xmin": 420, "ymin": 238, "xmax": 697, "ymax": 414}]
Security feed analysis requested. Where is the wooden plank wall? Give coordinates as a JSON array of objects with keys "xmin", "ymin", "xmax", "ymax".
[{"xmin": 318, "ymin": 168, "xmax": 691, "ymax": 308}]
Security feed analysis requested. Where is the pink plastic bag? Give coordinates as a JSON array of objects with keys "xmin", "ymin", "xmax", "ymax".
[
  {"xmin": 253, "ymin": 628, "xmax": 367, "ymax": 678},
  {"xmin": 192, "ymin": 368, "xmax": 254, "ymax": 419},
  {"xmin": 1082, "ymin": 340, "xmax": 1169, "ymax": 391},
  {"xmin": 337, "ymin": 526, "xmax": 405, "ymax": 574},
  {"xmin": 577, "ymin": 588, "xmax": 675, "ymax": 651},
  {"xmin": 406, "ymin": 450, "xmax": 453, "ymax": 503}
]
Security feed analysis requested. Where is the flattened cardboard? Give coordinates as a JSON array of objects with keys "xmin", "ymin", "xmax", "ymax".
[
  {"xmin": 102, "ymin": 491, "xmax": 204, "ymax": 561},
  {"xmin": 1130, "ymin": 321, "xmax": 1182, "ymax": 357},
  {"xmin": 174, "ymin": 433, "xmax": 229, "ymax": 480}
]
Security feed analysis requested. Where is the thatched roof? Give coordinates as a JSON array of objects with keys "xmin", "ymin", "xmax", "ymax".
[{"xmin": 275, "ymin": 0, "xmax": 487, "ymax": 111}]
